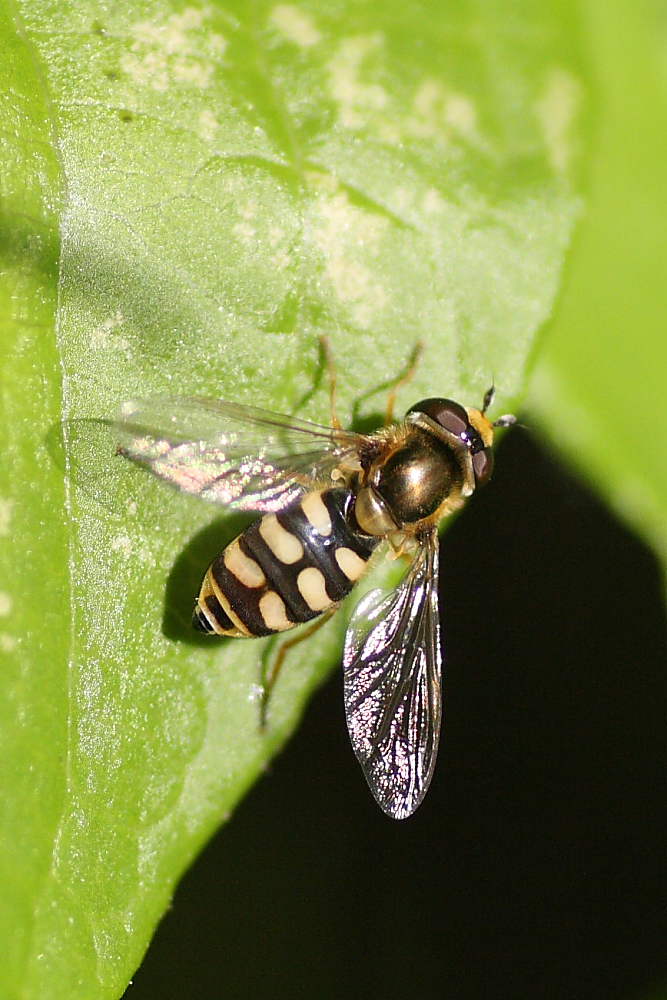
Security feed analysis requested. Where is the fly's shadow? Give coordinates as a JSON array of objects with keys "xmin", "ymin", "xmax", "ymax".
[{"xmin": 163, "ymin": 510, "xmax": 253, "ymax": 646}]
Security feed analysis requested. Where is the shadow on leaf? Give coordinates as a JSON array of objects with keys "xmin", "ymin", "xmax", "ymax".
[{"xmin": 162, "ymin": 511, "xmax": 254, "ymax": 646}]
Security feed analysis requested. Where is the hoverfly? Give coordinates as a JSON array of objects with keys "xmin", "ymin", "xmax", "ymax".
[{"xmin": 116, "ymin": 346, "xmax": 515, "ymax": 819}]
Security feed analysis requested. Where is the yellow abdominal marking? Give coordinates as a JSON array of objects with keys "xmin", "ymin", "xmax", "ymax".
[
  {"xmin": 259, "ymin": 590, "xmax": 293, "ymax": 631},
  {"xmin": 259, "ymin": 514, "xmax": 304, "ymax": 564},
  {"xmin": 224, "ymin": 541, "xmax": 266, "ymax": 588},
  {"xmin": 335, "ymin": 547, "xmax": 366, "ymax": 581},
  {"xmin": 300, "ymin": 492, "xmax": 332, "ymax": 536},
  {"xmin": 297, "ymin": 566, "xmax": 331, "ymax": 611}
]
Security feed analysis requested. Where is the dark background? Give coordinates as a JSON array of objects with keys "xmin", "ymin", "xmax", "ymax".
[{"xmin": 124, "ymin": 428, "xmax": 667, "ymax": 1000}]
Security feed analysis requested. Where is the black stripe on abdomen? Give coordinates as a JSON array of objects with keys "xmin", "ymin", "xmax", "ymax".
[
  {"xmin": 279, "ymin": 489, "xmax": 377, "ymax": 604},
  {"xmin": 209, "ymin": 550, "xmax": 276, "ymax": 637},
  {"xmin": 206, "ymin": 488, "xmax": 380, "ymax": 637},
  {"xmin": 239, "ymin": 529, "xmax": 315, "ymax": 624},
  {"xmin": 192, "ymin": 587, "xmax": 238, "ymax": 634},
  {"xmin": 254, "ymin": 488, "xmax": 379, "ymax": 624}
]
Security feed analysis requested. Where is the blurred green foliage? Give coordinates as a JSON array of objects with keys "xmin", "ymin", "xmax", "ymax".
[{"xmin": 531, "ymin": 0, "xmax": 667, "ymax": 563}]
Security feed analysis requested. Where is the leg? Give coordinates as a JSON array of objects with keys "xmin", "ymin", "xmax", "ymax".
[
  {"xmin": 289, "ymin": 335, "xmax": 341, "ymax": 426},
  {"xmin": 384, "ymin": 340, "xmax": 424, "ymax": 425},
  {"xmin": 260, "ymin": 608, "xmax": 337, "ymax": 724},
  {"xmin": 350, "ymin": 341, "xmax": 424, "ymax": 427},
  {"xmin": 319, "ymin": 335, "xmax": 341, "ymax": 429}
]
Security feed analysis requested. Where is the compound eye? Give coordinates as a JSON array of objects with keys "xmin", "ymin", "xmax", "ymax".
[
  {"xmin": 472, "ymin": 446, "xmax": 494, "ymax": 486},
  {"xmin": 407, "ymin": 398, "xmax": 469, "ymax": 438}
]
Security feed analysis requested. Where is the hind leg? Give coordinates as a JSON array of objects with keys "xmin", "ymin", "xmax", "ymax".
[{"xmin": 260, "ymin": 608, "xmax": 336, "ymax": 725}]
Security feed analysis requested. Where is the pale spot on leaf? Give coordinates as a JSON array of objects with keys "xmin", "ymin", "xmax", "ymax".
[
  {"xmin": 270, "ymin": 250, "xmax": 291, "ymax": 270},
  {"xmin": 111, "ymin": 533, "xmax": 133, "ymax": 558},
  {"xmin": 0, "ymin": 498, "xmax": 14, "ymax": 537},
  {"xmin": 209, "ymin": 33, "xmax": 227, "ymax": 54},
  {"xmin": 172, "ymin": 59, "xmax": 213, "ymax": 88},
  {"xmin": 240, "ymin": 201, "xmax": 257, "ymax": 220},
  {"xmin": 409, "ymin": 79, "xmax": 490, "ymax": 153},
  {"xmin": 198, "ymin": 109, "xmax": 219, "ymax": 141},
  {"xmin": 312, "ymin": 189, "xmax": 389, "ymax": 328},
  {"xmin": 444, "ymin": 93, "xmax": 477, "ymax": 133},
  {"xmin": 422, "ymin": 187, "xmax": 446, "ymax": 215},
  {"xmin": 268, "ymin": 225, "xmax": 285, "ymax": 246},
  {"xmin": 328, "ymin": 34, "xmax": 388, "ymax": 129},
  {"xmin": 233, "ymin": 221, "xmax": 256, "ymax": 242},
  {"xmin": 271, "ymin": 5, "xmax": 321, "ymax": 47},
  {"xmin": 90, "ymin": 311, "xmax": 129, "ymax": 352},
  {"xmin": 535, "ymin": 67, "xmax": 582, "ymax": 174},
  {"xmin": 121, "ymin": 7, "xmax": 222, "ymax": 92}
]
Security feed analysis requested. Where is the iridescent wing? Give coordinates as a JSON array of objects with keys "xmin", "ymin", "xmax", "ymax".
[
  {"xmin": 114, "ymin": 396, "xmax": 366, "ymax": 512},
  {"xmin": 343, "ymin": 530, "xmax": 442, "ymax": 819}
]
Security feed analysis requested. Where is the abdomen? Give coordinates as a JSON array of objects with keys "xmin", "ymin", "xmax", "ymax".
[{"xmin": 193, "ymin": 488, "xmax": 380, "ymax": 637}]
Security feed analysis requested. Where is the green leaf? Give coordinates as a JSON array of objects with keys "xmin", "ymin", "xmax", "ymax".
[
  {"xmin": 529, "ymin": 0, "xmax": 667, "ymax": 562},
  {"xmin": 1, "ymin": 1, "xmax": 582, "ymax": 996}
]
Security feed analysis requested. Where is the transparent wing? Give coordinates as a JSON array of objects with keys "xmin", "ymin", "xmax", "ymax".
[
  {"xmin": 343, "ymin": 531, "xmax": 442, "ymax": 820},
  {"xmin": 114, "ymin": 396, "xmax": 365, "ymax": 512}
]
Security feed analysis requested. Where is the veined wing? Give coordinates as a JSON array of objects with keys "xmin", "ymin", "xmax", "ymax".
[
  {"xmin": 343, "ymin": 531, "xmax": 442, "ymax": 820},
  {"xmin": 114, "ymin": 396, "xmax": 366, "ymax": 512}
]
